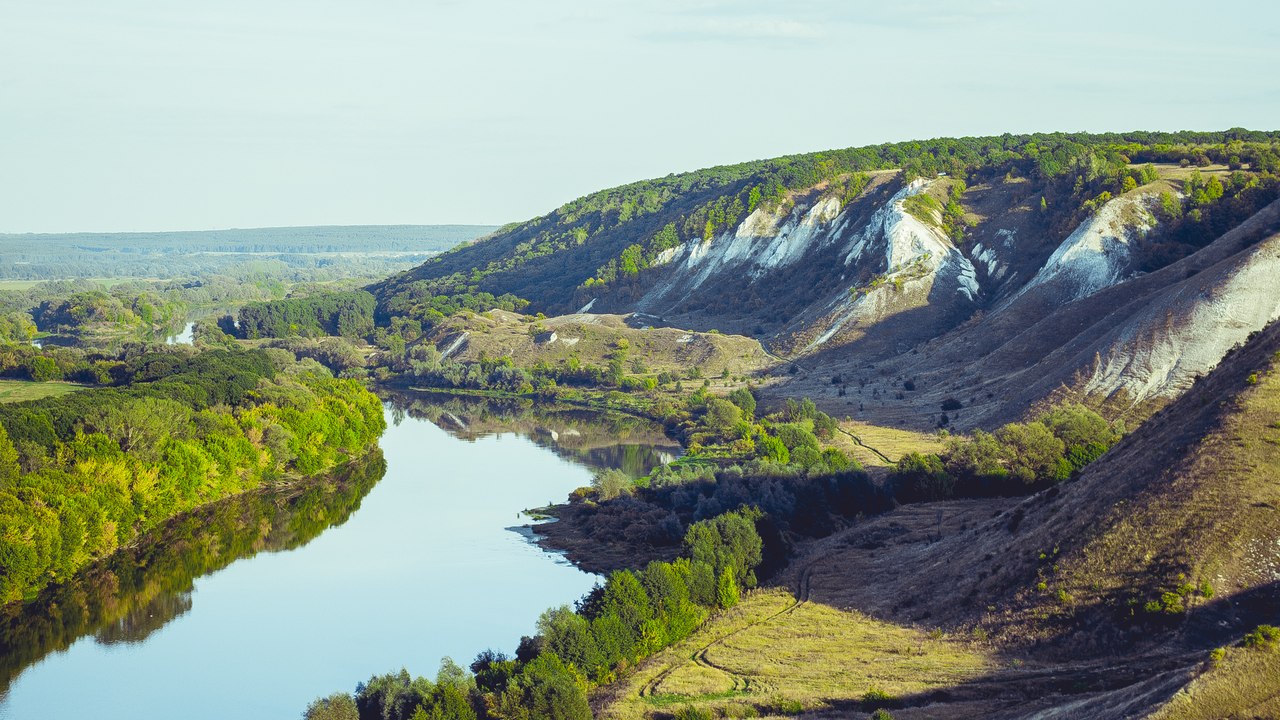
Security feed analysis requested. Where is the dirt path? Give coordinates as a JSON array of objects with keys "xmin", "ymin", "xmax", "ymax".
[
  {"xmin": 835, "ymin": 426, "xmax": 894, "ymax": 464},
  {"xmin": 637, "ymin": 560, "xmax": 818, "ymax": 700}
]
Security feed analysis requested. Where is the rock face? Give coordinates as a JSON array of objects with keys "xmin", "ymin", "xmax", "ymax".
[
  {"xmin": 630, "ymin": 176, "xmax": 979, "ymax": 359},
  {"xmin": 1010, "ymin": 190, "xmax": 1156, "ymax": 303}
]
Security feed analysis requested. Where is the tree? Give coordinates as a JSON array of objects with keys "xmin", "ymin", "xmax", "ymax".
[
  {"xmin": 591, "ymin": 468, "xmax": 632, "ymax": 501},
  {"xmin": 716, "ymin": 567, "xmax": 739, "ymax": 609},
  {"xmin": 757, "ymin": 435, "xmax": 789, "ymax": 464},
  {"xmin": 495, "ymin": 654, "xmax": 590, "ymax": 720},
  {"xmin": 684, "ymin": 508, "xmax": 763, "ymax": 588},
  {"xmin": 703, "ymin": 398, "xmax": 742, "ymax": 437},
  {"xmin": 600, "ymin": 570, "xmax": 653, "ymax": 634},
  {"xmin": 727, "ymin": 387, "xmax": 756, "ymax": 417},
  {"xmin": 537, "ymin": 606, "xmax": 601, "ymax": 673},
  {"xmin": 996, "ymin": 422, "xmax": 1068, "ymax": 484},
  {"xmin": 889, "ymin": 452, "xmax": 952, "ymax": 502},
  {"xmin": 304, "ymin": 693, "xmax": 359, "ymax": 720}
]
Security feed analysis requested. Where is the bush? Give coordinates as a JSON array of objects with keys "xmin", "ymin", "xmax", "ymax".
[
  {"xmin": 888, "ymin": 453, "xmax": 952, "ymax": 502},
  {"xmin": 592, "ymin": 469, "xmax": 633, "ymax": 501},
  {"xmin": 674, "ymin": 706, "xmax": 714, "ymax": 720},
  {"xmin": 1243, "ymin": 624, "xmax": 1280, "ymax": 651},
  {"xmin": 727, "ymin": 387, "xmax": 757, "ymax": 417}
]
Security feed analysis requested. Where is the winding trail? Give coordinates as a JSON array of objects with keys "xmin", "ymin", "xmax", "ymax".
[
  {"xmin": 637, "ymin": 560, "xmax": 818, "ymax": 700},
  {"xmin": 836, "ymin": 426, "xmax": 893, "ymax": 465}
]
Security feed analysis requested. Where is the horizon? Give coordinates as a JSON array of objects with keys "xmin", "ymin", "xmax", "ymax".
[
  {"xmin": 2, "ymin": 125, "xmax": 1273, "ymax": 235},
  {"xmin": 3, "ymin": 0, "xmax": 1279, "ymax": 233}
]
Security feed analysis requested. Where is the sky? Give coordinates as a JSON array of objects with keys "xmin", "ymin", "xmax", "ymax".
[{"xmin": 1, "ymin": 0, "xmax": 1278, "ymax": 233}]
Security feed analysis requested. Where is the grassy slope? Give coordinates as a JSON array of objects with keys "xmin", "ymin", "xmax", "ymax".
[
  {"xmin": 599, "ymin": 320, "xmax": 1280, "ymax": 719},
  {"xmin": 602, "ymin": 589, "xmax": 992, "ymax": 720},
  {"xmin": 430, "ymin": 310, "xmax": 774, "ymax": 378},
  {"xmin": 1150, "ymin": 644, "xmax": 1280, "ymax": 720},
  {"xmin": 0, "ymin": 380, "xmax": 83, "ymax": 404}
]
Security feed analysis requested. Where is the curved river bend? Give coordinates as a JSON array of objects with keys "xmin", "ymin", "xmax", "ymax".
[{"xmin": 0, "ymin": 393, "xmax": 678, "ymax": 719}]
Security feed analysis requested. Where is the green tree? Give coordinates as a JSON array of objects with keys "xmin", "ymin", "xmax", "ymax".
[
  {"xmin": 996, "ymin": 422, "xmax": 1069, "ymax": 484},
  {"xmin": 703, "ymin": 398, "xmax": 742, "ymax": 437},
  {"xmin": 304, "ymin": 693, "xmax": 359, "ymax": 720},
  {"xmin": 591, "ymin": 468, "xmax": 632, "ymax": 501},
  {"xmin": 495, "ymin": 654, "xmax": 590, "ymax": 720},
  {"xmin": 757, "ymin": 435, "xmax": 789, "ymax": 464},
  {"xmin": 716, "ymin": 567, "xmax": 739, "ymax": 609},
  {"xmin": 684, "ymin": 508, "xmax": 763, "ymax": 588},
  {"xmin": 727, "ymin": 387, "xmax": 756, "ymax": 417}
]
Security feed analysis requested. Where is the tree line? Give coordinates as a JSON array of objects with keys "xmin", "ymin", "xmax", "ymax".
[
  {"xmin": 889, "ymin": 403, "xmax": 1123, "ymax": 501},
  {"xmin": 0, "ymin": 348, "xmax": 386, "ymax": 604},
  {"xmin": 376, "ymin": 129, "xmax": 1280, "ymax": 320}
]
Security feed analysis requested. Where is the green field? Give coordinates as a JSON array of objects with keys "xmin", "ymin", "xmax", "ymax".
[{"xmin": 0, "ymin": 379, "xmax": 84, "ymax": 404}]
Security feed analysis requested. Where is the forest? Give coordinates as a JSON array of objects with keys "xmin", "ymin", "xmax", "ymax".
[
  {"xmin": 0, "ymin": 347, "xmax": 386, "ymax": 604},
  {"xmin": 230, "ymin": 290, "xmax": 378, "ymax": 339},
  {"xmin": 0, "ymin": 225, "xmax": 492, "ymax": 280}
]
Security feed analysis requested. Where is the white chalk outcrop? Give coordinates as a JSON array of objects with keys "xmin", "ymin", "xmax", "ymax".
[
  {"xmin": 1016, "ymin": 192, "xmax": 1156, "ymax": 303},
  {"xmin": 1084, "ymin": 233, "xmax": 1280, "ymax": 402},
  {"xmin": 802, "ymin": 180, "xmax": 979, "ymax": 352},
  {"xmin": 636, "ymin": 193, "xmax": 849, "ymax": 310}
]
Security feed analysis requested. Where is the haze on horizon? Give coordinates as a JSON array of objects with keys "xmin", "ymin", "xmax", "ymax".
[{"xmin": 2, "ymin": 0, "xmax": 1277, "ymax": 234}]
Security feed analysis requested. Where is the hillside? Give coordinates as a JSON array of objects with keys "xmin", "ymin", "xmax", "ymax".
[
  {"xmin": 371, "ymin": 131, "xmax": 1280, "ymax": 430},
  {"xmin": 419, "ymin": 310, "xmax": 774, "ymax": 379},
  {"xmin": 596, "ymin": 315, "xmax": 1280, "ymax": 719}
]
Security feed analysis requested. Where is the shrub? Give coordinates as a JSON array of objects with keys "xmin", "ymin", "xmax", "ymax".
[
  {"xmin": 727, "ymin": 387, "xmax": 757, "ymax": 416},
  {"xmin": 888, "ymin": 453, "xmax": 952, "ymax": 502},
  {"xmin": 1243, "ymin": 624, "xmax": 1280, "ymax": 651},
  {"xmin": 674, "ymin": 706, "xmax": 714, "ymax": 720}
]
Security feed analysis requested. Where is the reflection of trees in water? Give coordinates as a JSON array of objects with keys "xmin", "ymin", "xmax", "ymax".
[
  {"xmin": 383, "ymin": 390, "xmax": 681, "ymax": 478},
  {"xmin": 0, "ymin": 451, "xmax": 385, "ymax": 695},
  {"xmin": 94, "ymin": 590, "xmax": 193, "ymax": 645}
]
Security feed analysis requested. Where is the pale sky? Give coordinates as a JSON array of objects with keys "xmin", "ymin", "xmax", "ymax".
[{"xmin": 1, "ymin": 0, "xmax": 1277, "ymax": 233}]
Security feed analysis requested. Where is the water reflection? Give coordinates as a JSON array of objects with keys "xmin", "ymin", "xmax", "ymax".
[
  {"xmin": 0, "ymin": 451, "xmax": 385, "ymax": 699},
  {"xmin": 384, "ymin": 390, "xmax": 681, "ymax": 478},
  {"xmin": 0, "ymin": 395, "xmax": 679, "ymax": 719}
]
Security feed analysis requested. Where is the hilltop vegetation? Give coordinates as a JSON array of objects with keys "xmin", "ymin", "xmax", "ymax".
[{"xmin": 372, "ymin": 129, "xmax": 1280, "ymax": 318}]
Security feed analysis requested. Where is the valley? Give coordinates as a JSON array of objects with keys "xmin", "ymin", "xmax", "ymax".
[{"xmin": 2, "ymin": 130, "xmax": 1279, "ymax": 720}]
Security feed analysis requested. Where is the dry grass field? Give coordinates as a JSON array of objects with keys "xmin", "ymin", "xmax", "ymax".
[{"xmin": 601, "ymin": 588, "xmax": 992, "ymax": 720}]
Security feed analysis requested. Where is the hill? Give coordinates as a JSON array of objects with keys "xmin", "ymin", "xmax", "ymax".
[
  {"xmin": 370, "ymin": 131, "xmax": 1280, "ymax": 429},
  {"xmin": 596, "ymin": 312, "xmax": 1280, "ymax": 719}
]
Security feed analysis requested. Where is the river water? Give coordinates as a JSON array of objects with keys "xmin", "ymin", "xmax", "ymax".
[{"xmin": 0, "ymin": 393, "xmax": 678, "ymax": 719}]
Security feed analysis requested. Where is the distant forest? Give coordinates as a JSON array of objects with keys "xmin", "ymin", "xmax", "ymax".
[{"xmin": 0, "ymin": 225, "xmax": 497, "ymax": 280}]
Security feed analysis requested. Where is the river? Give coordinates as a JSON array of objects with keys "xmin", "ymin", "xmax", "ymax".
[{"xmin": 0, "ymin": 392, "xmax": 678, "ymax": 719}]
